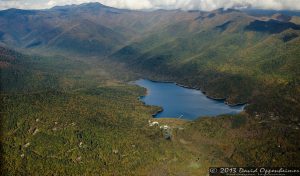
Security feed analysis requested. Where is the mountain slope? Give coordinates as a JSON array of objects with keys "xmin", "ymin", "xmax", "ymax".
[
  {"xmin": 110, "ymin": 8, "xmax": 300, "ymax": 119},
  {"xmin": 0, "ymin": 3, "xmax": 199, "ymax": 55}
]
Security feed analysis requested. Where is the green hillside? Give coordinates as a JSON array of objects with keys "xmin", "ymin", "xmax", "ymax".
[{"xmin": 111, "ymin": 9, "xmax": 300, "ymax": 120}]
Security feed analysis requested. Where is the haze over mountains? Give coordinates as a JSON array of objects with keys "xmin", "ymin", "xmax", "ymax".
[
  {"xmin": 2, "ymin": 0, "xmax": 300, "ymax": 11},
  {"xmin": 0, "ymin": 3, "xmax": 197, "ymax": 54},
  {"xmin": 1, "ymin": 2, "xmax": 300, "ymax": 54}
]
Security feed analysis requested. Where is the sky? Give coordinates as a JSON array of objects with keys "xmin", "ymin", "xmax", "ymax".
[{"xmin": 1, "ymin": 0, "xmax": 300, "ymax": 11}]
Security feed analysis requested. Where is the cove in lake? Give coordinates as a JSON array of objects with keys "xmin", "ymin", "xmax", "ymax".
[{"xmin": 134, "ymin": 79, "xmax": 245, "ymax": 120}]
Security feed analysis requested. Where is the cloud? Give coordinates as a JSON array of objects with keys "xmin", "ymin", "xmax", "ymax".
[
  {"xmin": 1, "ymin": 0, "xmax": 300, "ymax": 11},
  {"xmin": 100, "ymin": 0, "xmax": 152, "ymax": 9}
]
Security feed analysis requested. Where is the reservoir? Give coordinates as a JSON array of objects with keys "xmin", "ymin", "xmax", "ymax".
[{"xmin": 134, "ymin": 79, "xmax": 244, "ymax": 120}]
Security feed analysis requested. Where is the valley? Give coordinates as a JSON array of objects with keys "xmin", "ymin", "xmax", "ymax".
[{"xmin": 1, "ymin": 2, "xmax": 300, "ymax": 175}]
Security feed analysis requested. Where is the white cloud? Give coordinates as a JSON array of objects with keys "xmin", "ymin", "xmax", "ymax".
[
  {"xmin": 100, "ymin": 0, "xmax": 152, "ymax": 9},
  {"xmin": 1, "ymin": 0, "xmax": 300, "ymax": 11}
]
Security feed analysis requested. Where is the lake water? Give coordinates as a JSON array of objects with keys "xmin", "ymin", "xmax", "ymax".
[{"xmin": 134, "ymin": 79, "xmax": 244, "ymax": 120}]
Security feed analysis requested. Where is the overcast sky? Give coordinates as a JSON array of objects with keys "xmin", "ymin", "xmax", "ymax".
[{"xmin": 1, "ymin": 0, "xmax": 300, "ymax": 11}]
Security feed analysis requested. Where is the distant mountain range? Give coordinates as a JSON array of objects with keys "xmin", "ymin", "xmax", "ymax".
[
  {"xmin": 1, "ymin": 3, "xmax": 299, "ymax": 55},
  {"xmin": 0, "ymin": 3, "xmax": 198, "ymax": 55}
]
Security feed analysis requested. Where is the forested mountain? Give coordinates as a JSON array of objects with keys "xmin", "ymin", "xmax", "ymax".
[
  {"xmin": 1, "ymin": 2, "xmax": 300, "ymax": 175},
  {"xmin": 0, "ymin": 3, "xmax": 196, "ymax": 54}
]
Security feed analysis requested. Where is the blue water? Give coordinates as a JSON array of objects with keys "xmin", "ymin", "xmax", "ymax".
[{"xmin": 134, "ymin": 79, "xmax": 244, "ymax": 120}]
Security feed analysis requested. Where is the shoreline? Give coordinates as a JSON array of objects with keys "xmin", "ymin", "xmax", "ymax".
[{"xmin": 151, "ymin": 108, "xmax": 163, "ymax": 117}]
